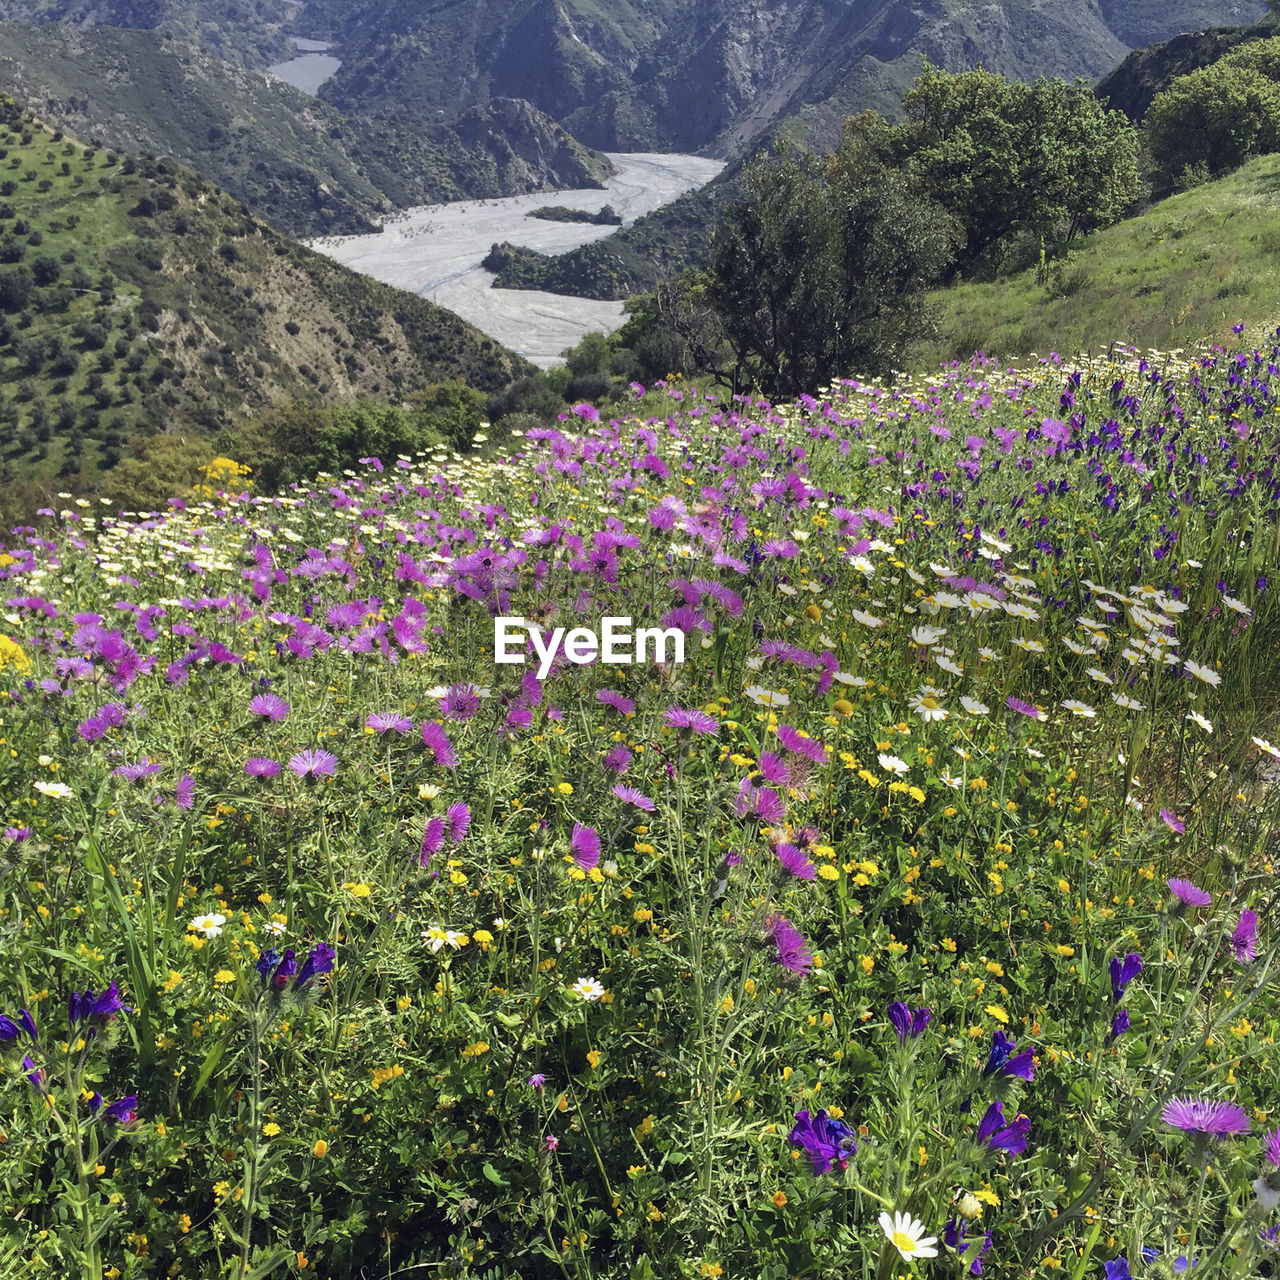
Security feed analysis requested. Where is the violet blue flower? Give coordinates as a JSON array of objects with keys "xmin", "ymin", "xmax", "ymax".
[{"xmin": 789, "ymin": 1108, "xmax": 856, "ymax": 1175}]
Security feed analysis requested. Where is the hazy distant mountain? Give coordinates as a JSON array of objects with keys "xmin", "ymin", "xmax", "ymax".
[
  {"xmin": 303, "ymin": 0, "xmax": 1267, "ymax": 154},
  {"xmin": 0, "ymin": 23, "xmax": 616, "ymax": 237}
]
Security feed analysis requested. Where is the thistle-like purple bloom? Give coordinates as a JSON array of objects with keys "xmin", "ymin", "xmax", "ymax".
[
  {"xmin": 663, "ymin": 706, "xmax": 718, "ymax": 734},
  {"xmin": 1263, "ymin": 1127, "xmax": 1280, "ymax": 1167},
  {"xmin": 446, "ymin": 802, "xmax": 471, "ymax": 844},
  {"xmin": 421, "ymin": 721, "xmax": 457, "ymax": 768},
  {"xmin": 174, "ymin": 774, "xmax": 196, "ymax": 811},
  {"xmin": 766, "ymin": 913, "xmax": 813, "ymax": 975},
  {"xmin": 775, "ymin": 842, "xmax": 817, "ymax": 880},
  {"xmin": 1005, "ymin": 696, "xmax": 1045, "ymax": 720},
  {"xmin": 776, "ymin": 724, "xmax": 826, "ymax": 765},
  {"xmin": 597, "ymin": 689, "xmax": 635, "ymax": 715},
  {"xmin": 789, "ymin": 1108, "xmax": 856, "ymax": 1174},
  {"xmin": 248, "ymin": 693, "xmax": 290, "ymax": 723},
  {"xmin": 887, "ymin": 1001, "xmax": 932, "ymax": 1041},
  {"xmin": 757, "ymin": 751, "xmax": 789, "ymax": 784},
  {"xmin": 367, "ymin": 711, "xmax": 413, "ymax": 734},
  {"xmin": 1168, "ymin": 877, "xmax": 1212, "ymax": 907},
  {"xmin": 1110, "ymin": 952, "xmax": 1143, "ymax": 1002},
  {"xmin": 288, "ymin": 749, "xmax": 338, "ymax": 778},
  {"xmin": 441, "ymin": 683, "xmax": 483, "ymax": 723},
  {"xmin": 975, "ymin": 1101, "xmax": 1030, "ymax": 1155},
  {"xmin": 611, "ymin": 784, "xmax": 655, "ymax": 812},
  {"xmin": 113, "ymin": 757, "xmax": 163, "ymax": 784},
  {"xmin": 571, "ymin": 822, "xmax": 601, "ymax": 870},
  {"xmin": 1160, "ymin": 808, "xmax": 1185, "ymax": 834},
  {"xmin": 420, "ymin": 817, "xmax": 445, "ymax": 865},
  {"xmin": 1232, "ymin": 909, "xmax": 1259, "ymax": 963},
  {"xmin": 244, "ymin": 757, "xmax": 281, "ymax": 779},
  {"xmin": 1161, "ymin": 1095, "xmax": 1251, "ymax": 1136},
  {"xmin": 528, "ymin": 1073, "xmax": 547, "ymax": 1089},
  {"xmin": 602, "ymin": 743, "xmax": 632, "ymax": 774}
]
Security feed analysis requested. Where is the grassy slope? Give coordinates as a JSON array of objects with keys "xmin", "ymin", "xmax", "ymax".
[
  {"xmin": 915, "ymin": 154, "xmax": 1280, "ymax": 367},
  {"xmin": 0, "ymin": 96, "xmax": 532, "ymax": 515}
]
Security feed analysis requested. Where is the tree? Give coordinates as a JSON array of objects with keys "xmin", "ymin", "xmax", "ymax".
[{"xmin": 708, "ymin": 141, "xmax": 958, "ymax": 395}]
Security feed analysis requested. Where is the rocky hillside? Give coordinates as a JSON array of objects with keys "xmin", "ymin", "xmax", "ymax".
[
  {"xmin": 305, "ymin": 0, "xmax": 1268, "ymax": 154},
  {"xmin": 0, "ymin": 23, "xmax": 615, "ymax": 238}
]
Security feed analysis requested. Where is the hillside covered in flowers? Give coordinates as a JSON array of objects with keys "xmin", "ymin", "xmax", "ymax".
[{"xmin": 1, "ymin": 331, "xmax": 1280, "ymax": 1279}]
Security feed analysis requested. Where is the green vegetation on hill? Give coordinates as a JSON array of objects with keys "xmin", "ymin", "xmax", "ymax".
[
  {"xmin": 0, "ymin": 94, "xmax": 532, "ymax": 519},
  {"xmin": 915, "ymin": 154, "xmax": 1280, "ymax": 366},
  {"xmin": 0, "ymin": 26, "xmax": 616, "ymax": 238}
]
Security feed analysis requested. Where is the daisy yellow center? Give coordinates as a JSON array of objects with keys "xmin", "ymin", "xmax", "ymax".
[
  {"xmin": 920, "ymin": 698, "xmax": 939, "ymax": 711},
  {"xmin": 893, "ymin": 1231, "xmax": 917, "ymax": 1252}
]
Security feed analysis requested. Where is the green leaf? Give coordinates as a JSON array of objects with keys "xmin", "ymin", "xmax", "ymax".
[
  {"xmin": 482, "ymin": 1160, "xmax": 508, "ymax": 1186},
  {"xmin": 191, "ymin": 1039, "xmax": 229, "ymax": 1102}
]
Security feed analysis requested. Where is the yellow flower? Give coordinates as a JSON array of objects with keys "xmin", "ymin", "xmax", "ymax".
[
  {"xmin": 314, "ymin": 1139, "xmax": 328, "ymax": 1158},
  {"xmin": 213, "ymin": 1181, "xmax": 231, "ymax": 1201},
  {"xmin": 162, "ymin": 970, "xmax": 184, "ymax": 992},
  {"xmin": 460, "ymin": 1041, "xmax": 490, "ymax": 1059},
  {"xmin": 586, "ymin": 1049, "xmax": 602, "ymax": 1069},
  {"xmin": 984, "ymin": 1005, "xmax": 1009, "ymax": 1024},
  {"xmin": 817, "ymin": 864, "xmax": 839, "ymax": 881},
  {"xmin": 261, "ymin": 1122, "xmax": 281, "ymax": 1137},
  {"xmin": 213, "ymin": 970, "xmax": 235, "ymax": 985},
  {"xmin": 1054, "ymin": 945, "xmax": 1075, "ymax": 957},
  {"xmin": 343, "ymin": 882, "xmax": 372, "ymax": 898},
  {"xmin": 772, "ymin": 1191, "xmax": 788, "ymax": 1209},
  {"xmin": 860, "ymin": 955, "xmax": 875, "ymax": 974},
  {"xmin": 178, "ymin": 1214, "xmax": 191, "ymax": 1234},
  {"xmin": 557, "ymin": 782, "xmax": 574, "ymax": 796}
]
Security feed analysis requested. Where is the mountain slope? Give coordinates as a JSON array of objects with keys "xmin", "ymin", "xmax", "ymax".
[
  {"xmin": 0, "ymin": 93, "xmax": 532, "ymax": 517},
  {"xmin": 0, "ymin": 23, "xmax": 615, "ymax": 238},
  {"xmin": 307, "ymin": 0, "xmax": 1268, "ymax": 154}
]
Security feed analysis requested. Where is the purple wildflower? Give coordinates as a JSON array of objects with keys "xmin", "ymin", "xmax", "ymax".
[
  {"xmin": 113, "ymin": 757, "xmax": 164, "ymax": 784},
  {"xmin": 596, "ymin": 689, "xmax": 635, "ymax": 715},
  {"xmin": 789, "ymin": 1108, "xmax": 856, "ymax": 1175},
  {"xmin": 886, "ymin": 1001, "xmax": 932, "ymax": 1041},
  {"xmin": 975, "ymin": 1101, "xmax": 1030, "ymax": 1155},
  {"xmin": 244, "ymin": 757, "xmax": 281, "ymax": 779},
  {"xmin": 1160, "ymin": 808, "xmax": 1185, "ymax": 834},
  {"xmin": 663, "ymin": 706, "xmax": 719, "ymax": 734},
  {"xmin": 528, "ymin": 1073, "xmax": 547, "ymax": 1089},
  {"xmin": 1110, "ymin": 952, "xmax": 1143, "ymax": 1002},
  {"xmin": 103, "ymin": 1094, "xmax": 139, "ymax": 1125},
  {"xmin": 945, "ymin": 1218, "xmax": 994, "ymax": 1275},
  {"xmin": 69, "ymin": 981, "xmax": 129, "ymax": 1028},
  {"xmin": 440, "ymin": 683, "xmax": 483, "ymax": 722},
  {"xmin": 420, "ymin": 817, "xmax": 445, "ymax": 865},
  {"xmin": 571, "ymin": 822, "xmax": 601, "ymax": 870},
  {"xmin": 775, "ymin": 842, "xmax": 817, "ymax": 880},
  {"xmin": 776, "ymin": 724, "xmax": 826, "ymax": 765},
  {"xmin": 248, "ymin": 693, "xmax": 290, "ymax": 723},
  {"xmin": 757, "ymin": 751, "xmax": 789, "ymax": 784},
  {"xmin": 367, "ymin": 711, "xmax": 413, "ymax": 734},
  {"xmin": 1168, "ymin": 877, "xmax": 1212, "ymax": 907},
  {"xmin": 1110, "ymin": 1009, "xmax": 1131, "ymax": 1040},
  {"xmin": 1104, "ymin": 1262, "xmax": 1133, "ymax": 1280},
  {"xmin": 1005, "ymin": 696, "xmax": 1045, "ymax": 720},
  {"xmin": 420, "ymin": 721, "xmax": 457, "ymax": 768},
  {"xmin": 174, "ymin": 774, "xmax": 196, "ymax": 811},
  {"xmin": 1161, "ymin": 1096, "xmax": 1251, "ymax": 1136},
  {"xmin": 982, "ymin": 1030, "xmax": 1035, "ymax": 1080},
  {"xmin": 611, "ymin": 784, "xmax": 655, "ymax": 812},
  {"xmin": 1263, "ymin": 1127, "xmax": 1280, "ymax": 1167},
  {"xmin": 446, "ymin": 802, "xmax": 471, "ymax": 844},
  {"xmin": 1232, "ymin": 909, "xmax": 1259, "ymax": 963},
  {"xmin": 602, "ymin": 743, "xmax": 632, "ymax": 773},
  {"xmin": 293, "ymin": 942, "xmax": 336, "ymax": 992},
  {"xmin": 288, "ymin": 749, "xmax": 338, "ymax": 778},
  {"xmin": 765, "ymin": 913, "xmax": 813, "ymax": 975}
]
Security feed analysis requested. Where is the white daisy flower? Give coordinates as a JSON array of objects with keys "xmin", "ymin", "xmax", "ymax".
[
  {"xmin": 852, "ymin": 609, "xmax": 885, "ymax": 628},
  {"xmin": 1011, "ymin": 637, "xmax": 1045, "ymax": 653},
  {"xmin": 979, "ymin": 531, "xmax": 1012, "ymax": 553},
  {"xmin": 1003, "ymin": 601, "xmax": 1040, "ymax": 621},
  {"xmin": 960, "ymin": 696, "xmax": 989, "ymax": 716},
  {"xmin": 935, "ymin": 655, "xmax": 964, "ymax": 677},
  {"xmin": 1186, "ymin": 711, "xmax": 1214, "ymax": 734},
  {"xmin": 189, "ymin": 913, "xmax": 227, "ymax": 938},
  {"xmin": 909, "ymin": 625, "xmax": 946, "ymax": 646},
  {"xmin": 1061, "ymin": 699, "xmax": 1096, "ymax": 718},
  {"xmin": 570, "ymin": 977, "xmax": 606, "ymax": 1002},
  {"xmin": 877, "ymin": 753, "xmax": 910, "ymax": 776},
  {"xmin": 1183, "ymin": 659, "xmax": 1221, "ymax": 687},
  {"xmin": 34, "ymin": 780, "xmax": 74, "ymax": 800},
  {"xmin": 1026, "ymin": 746, "xmax": 1046, "ymax": 758},
  {"xmin": 1061, "ymin": 638, "xmax": 1092, "ymax": 655},
  {"xmin": 1223, "ymin": 595, "xmax": 1252, "ymax": 616},
  {"xmin": 1253, "ymin": 736, "xmax": 1280, "ymax": 762},
  {"xmin": 879, "ymin": 1209, "xmax": 939, "ymax": 1261},
  {"xmin": 263, "ymin": 920, "xmax": 287, "ymax": 936},
  {"xmin": 1111, "ymin": 693, "xmax": 1146, "ymax": 711},
  {"xmin": 745, "ymin": 685, "xmax": 790, "ymax": 708},
  {"xmin": 977, "ymin": 647, "xmax": 1001, "ymax": 663},
  {"xmin": 1085, "ymin": 668, "xmax": 1114, "ymax": 685},
  {"xmin": 939, "ymin": 768, "xmax": 963, "ymax": 790},
  {"xmin": 907, "ymin": 689, "xmax": 948, "ymax": 722}
]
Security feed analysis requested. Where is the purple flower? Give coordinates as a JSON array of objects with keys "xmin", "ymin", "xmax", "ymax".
[
  {"xmin": 1232, "ymin": 909, "xmax": 1259, "ymax": 963},
  {"xmin": 293, "ymin": 942, "xmax": 336, "ymax": 992},
  {"xmin": 765, "ymin": 914, "xmax": 813, "ymax": 975},
  {"xmin": 248, "ymin": 693, "xmax": 290, "ymax": 723},
  {"xmin": 597, "ymin": 689, "xmax": 635, "ymax": 715},
  {"xmin": 528, "ymin": 1073, "xmax": 546, "ymax": 1089},
  {"xmin": 0, "ymin": 1015, "xmax": 23, "ymax": 1041},
  {"xmin": 103, "ymin": 1094, "xmax": 139, "ymax": 1125},
  {"xmin": 1161, "ymin": 1095, "xmax": 1251, "ymax": 1136},
  {"xmin": 1168, "ymin": 877, "xmax": 1212, "ymax": 907},
  {"xmin": 602, "ymin": 743, "xmax": 632, "ymax": 773},
  {"xmin": 174, "ymin": 774, "xmax": 196, "ymax": 811},
  {"xmin": 367, "ymin": 711, "xmax": 414, "ymax": 734},
  {"xmin": 775, "ymin": 842, "xmax": 816, "ymax": 880},
  {"xmin": 4, "ymin": 826, "xmax": 30, "ymax": 843},
  {"xmin": 420, "ymin": 817, "xmax": 445, "ymax": 865},
  {"xmin": 1110, "ymin": 1009, "xmax": 1131, "ymax": 1040},
  {"xmin": 757, "ymin": 751, "xmax": 789, "ymax": 783},
  {"xmin": 1005, "ymin": 696, "xmax": 1045, "ymax": 720},
  {"xmin": 113, "ymin": 757, "xmax": 164, "ymax": 784},
  {"xmin": 975, "ymin": 1101, "xmax": 1030, "ymax": 1155},
  {"xmin": 663, "ymin": 706, "xmax": 719, "ymax": 734},
  {"xmin": 69, "ymin": 980, "xmax": 129, "ymax": 1028},
  {"xmin": 1110, "ymin": 952, "xmax": 1143, "ymax": 1002},
  {"xmin": 789, "ymin": 1108, "xmax": 856, "ymax": 1175},
  {"xmin": 244, "ymin": 757, "xmax": 281, "ymax": 779},
  {"xmin": 570, "ymin": 822, "xmax": 601, "ymax": 870},
  {"xmin": 776, "ymin": 724, "xmax": 826, "ymax": 765},
  {"xmin": 886, "ymin": 1001, "xmax": 931, "ymax": 1041},
  {"xmin": 611, "ymin": 784, "xmax": 655, "ymax": 811},
  {"xmin": 945, "ymin": 1218, "xmax": 994, "ymax": 1275},
  {"xmin": 441, "ymin": 683, "xmax": 483, "ymax": 723},
  {"xmin": 1263, "ymin": 1127, "xmax": 1280, "ymax": 1167},
  {"xmin": 446, "ymin": 802, "xmax": 471, "ymax": 844},
  {"xmin": 22, "ymin": 1054, "xmax": 44, "ymax": 1091},
  {"xmin": 1104, "ymin": 1262, "xmax": 1133, "ymax": 1280},
  {"xmin": 982, "ymin": 1030, "xmax": 1036, "ymax": 1080},
  {"xmin": 288, "ymin": 749, "xmax": 338, "ymax": 778},
  {"xmin": 420, "ymin": 721, "xmax": 457, "ymax": 768},
  {"xmin": 1160, "ymin": 808, "xmax": 1185, "ymax": 834}
]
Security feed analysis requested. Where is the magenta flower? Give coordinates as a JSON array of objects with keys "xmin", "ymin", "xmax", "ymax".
[
  {"xmin": 113, "ymin": 758, "xmax": 163, "ymax": 784},
  {"xmin": 777, "ymin": 724, "xmax": 826, "ymax": 765},
  {"xmin": 1161, "ymin": 1096, "xmax": 1251, "ymax": 1136},
  {"xmin": 887, "ymin": 1001, "xmax": 932, "ymax": 1041},
  {"xmin": 440, "ymin": 683, "xmax": 483, "ymax": 722},
  {"xmin": 765, "ymin": 913, "xmax": 813, "ymax": 975},
  {"xmin": 421, "ymin": 721, "xmax": 457, "ymax": 768},
  {"xmin": 244, "ymin": 757, "xmax": 281, "ymax": 779},
  {"xmin": 446, "ymin": 802, "xmax": 471, "ymax": 844},
  {"xmin": 1160, "ymin": 808, "xmax": 1185, "ymax": 834},
  {"xmin": 775, "ymin": 843, "xmax": 817, "ymax": 880},
  {"xmin": 1168, "ymin": 877, "xmax": 1212, "ymax": 907},
  {"xmin": 288, "ymin": 749, "xmax": 338, "ymax": 778},
  {"xmin": 103, "ymin": 1094, "xmax": 139, "ymax": 1126},
  {"xmin": 570, "ymin": 822, "xmax": 601, "ymax": 870},
  {"xmin": 602, "ymin": 743, "xmax": 632, "ymax": 773},
  {"xmin": 611, "ymin": 784, "xmax": 655, "ymax": 812},
  {"xmin": 789, "ymin": 1108, "xmax": 856, "ymax": 1174},
  {"xmin": 174, "ymin": 774, "xmax": 196, "ymax": 811},
  {"xmin": 1232, "ymin": 909, "xmax": 1259, "ymax": 963},
  {"xmin": 420, "ymin": 817, "xmax": 445, "ymax": 865},
  {"xmin": 597, "ymin": 689, "xmax": 635, "ymax": 715},
  {"xmin": 367, "ymin": 711, "xmax": 413, "ymax": 734},
  {"xmin": 663, "ymin": 706, "xmax": 719, "ymax": 734},
  {"xmin": 248, "ymin": 693, "xmax": 290, "ymax": 723},
  {"xmin": 1005, "ymin": 696, "xmax": 1045, "ymax": 720},
  {"xmin": 757, "ymin": 751, "xmax": 790, "ymax": 784},
  {"xmin": 1264, "ymin": 1127, "xmax": 1280, "ymax": 1166}
]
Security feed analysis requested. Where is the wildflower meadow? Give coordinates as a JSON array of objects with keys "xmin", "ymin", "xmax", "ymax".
[{"xmin": 3, "ymin": 329, "xmax": 1280, "ymax": 1279}]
